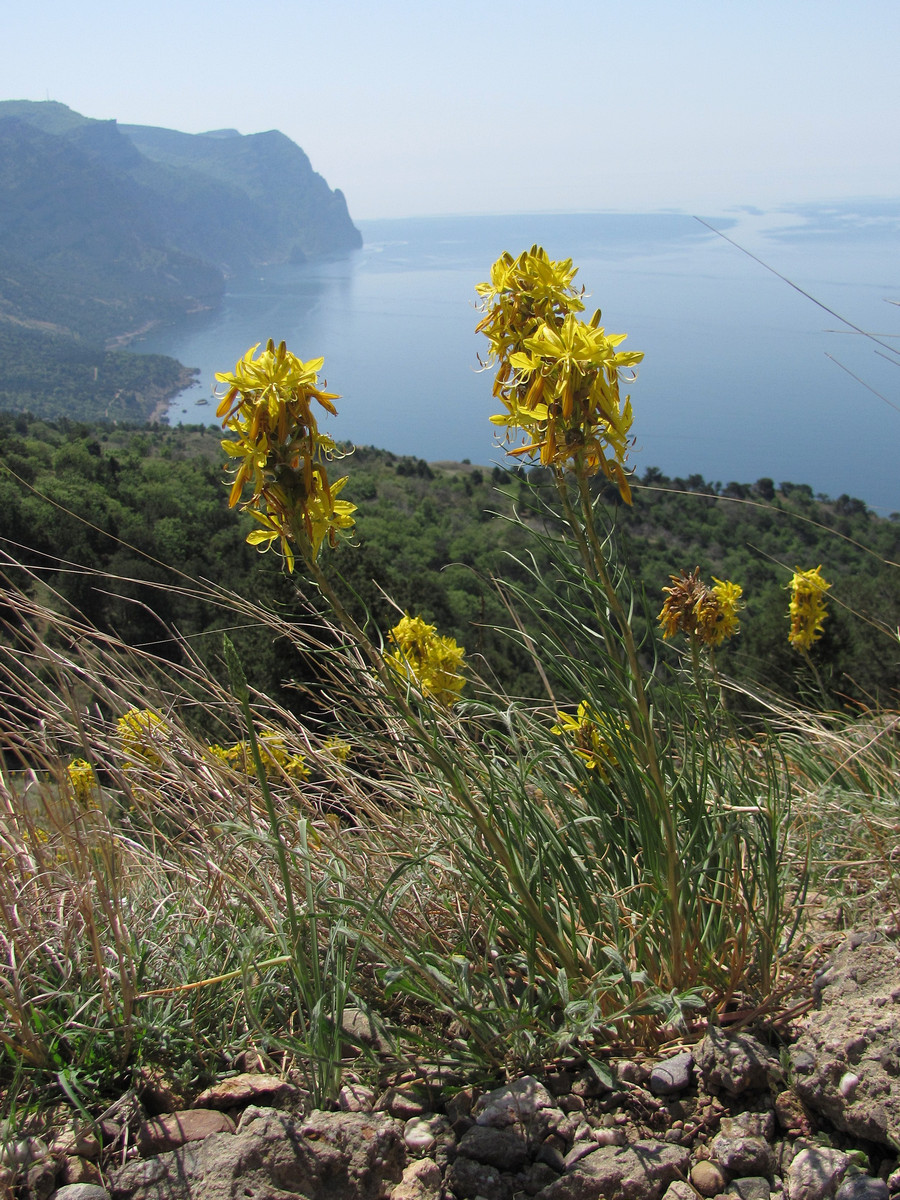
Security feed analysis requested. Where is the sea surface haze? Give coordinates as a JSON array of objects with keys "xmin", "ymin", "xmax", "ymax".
[{"xmin": 136, "ymin": 204, "xmax": 900, "ymax": 512}]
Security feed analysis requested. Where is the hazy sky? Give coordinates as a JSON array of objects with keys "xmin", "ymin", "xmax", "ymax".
[{"xmin": 5, "ymin": 0, "xmax": 899, "ymax": 219}]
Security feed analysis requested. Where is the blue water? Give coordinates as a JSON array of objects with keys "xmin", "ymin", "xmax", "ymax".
[{"xmin": 135, "ymin": 204, "xmax": 900, "ymax": 512}]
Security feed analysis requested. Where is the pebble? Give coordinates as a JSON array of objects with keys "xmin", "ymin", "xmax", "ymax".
[
  {"xmin": 691, "ymin": 1159, "xmax": 729, "ymax": 1196},
  {"xmin": 650, "ymin": 1051, "xmax": 694, "ymax": 1096}
]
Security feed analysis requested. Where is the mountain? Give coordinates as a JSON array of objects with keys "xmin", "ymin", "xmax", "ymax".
[
  {"xmin": 0, "ymin": 100, "xmax": 362, "ymax": 340},
  {"xmin": 0, "ymin": 101, "xmax": 363, "ymax": 420}
]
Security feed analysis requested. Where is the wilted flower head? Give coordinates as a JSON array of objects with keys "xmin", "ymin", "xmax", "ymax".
[
  {"xmin": 476, "ymin": 247, "xmax": 642, "ymax": 501},
  {"xmin": 385, "ymin": 614, "xmax": 466, "ymax": 707},
  {"xmin": 659, "ymin": 569, "xmax": 743, "ymax": 647},
  {"xmin": 217, "ymin": 340, "xmax": 355, "ymax": 569},
  {"xmin": 788, "ymin": 566, "xmax": 830, "ymax": 651}
]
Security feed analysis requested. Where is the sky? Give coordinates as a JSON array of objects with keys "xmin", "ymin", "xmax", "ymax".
[{"xmin": 4, "ymin": 0, "xmax": 900, "ymax": 220}]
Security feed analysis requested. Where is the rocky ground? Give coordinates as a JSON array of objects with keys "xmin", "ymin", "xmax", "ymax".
[{"xmin": 3, "ymin": 931, "xmax": 898, "ymax": 1200}]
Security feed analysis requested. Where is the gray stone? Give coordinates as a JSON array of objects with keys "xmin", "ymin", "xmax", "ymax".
[
  {"xmin": 534, "ymin": 1139, "xmax": 690, "ymax": 1200},
  {"xmin": 338, "ymin": 1082, "xmax": 376, "ymax": 1112},
  {"xmin": 785, "ymin": 1146, "xmax": 850, "ymax": 1200},
  {"xmin": 695, "ymin": 1028, "xmax": 779, "ymax": 1097},
  {"xmin": 792, "ymin": 933, "xmax": 900, "ymax": 1151},
  {"xmin": 661, "ymin": 1185, "xmax": 697, "ymax": 1200},
  {"xmin": 726, "ymin": 1178, "xmax": 772, "ymax": 1200},
  {"xmin": 649, "ymin": 1052, "xmax": 694, "ymax": 1096},
  {"xmin": 108, "ymin": 1107, "xmax": 405, "ymax": 1200},
  {"xmin": 457, "ymin": 1124, "xmax": 529, "ymax": 1172},
  {"xmin": 50, "ymin": 1188, "xmax": 111, "ymax": 1200},
  {"xmin": 445, "ymin": 1154, "xmax": 510, "ymax": 1200},
  {"xmin": 27, "ymin": 1159, "xmax": 58, "ymax": 1200},
  {"xmin": 835, "ymin": 1177, "xmax": 890, "ymax": 1200},
  {"xmin": 711, "ymin": 1132, "xmax": 775, "ymax": 1176},
  {"xmin": 720, "ymin": 1111, "xmax": 776, "ymax": 1142},
  {"xmin": 378, "ymin": 1086, "xmax": 431, "ymax": 1119},
  {"xmin": 473, "ymin": 1076, "xmax": 554, "ymax": 1128}
]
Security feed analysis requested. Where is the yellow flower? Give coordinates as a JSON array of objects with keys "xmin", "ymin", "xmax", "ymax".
[
  {"xmin": 659, "ymin": 570, "xmax": 743, "ymax": 647},
  {"xmin": 208, "ymin": 729, "xmax": 309, "ymax": 783},
  {"xmin": 66, "ymin": 758, "xmax": 98, "ymax": 808},
  {"xmin": 788, "ymin": 566, "xmax": 830, "ymax": 651},
  {"xmin": 217, "ymin": 340, "xmax": 353, "ymax": 569},
  {"xmin": 477, "ymin": 249, "xmax": 642, "ymax": 501},
  {"xmin": 385, "ymin": 614, "xmax": 466, "ymax": 707},
  {"xmin": 117, "ymin": 708, "xmax": 167, "ymax": 769},
  {"xmin": 552, "ymin": 701, "xmax": 624, "ymax": 778}
]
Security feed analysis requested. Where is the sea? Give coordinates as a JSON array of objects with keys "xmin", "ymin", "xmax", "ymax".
[{"xmin": 134, "ymin": 204, "xmax": 900, "ymax": 514}]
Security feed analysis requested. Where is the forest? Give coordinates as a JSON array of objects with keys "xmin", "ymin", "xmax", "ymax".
[{"xmin": 1, "ymin": 412, "xmax": 896, "ymax": 716}]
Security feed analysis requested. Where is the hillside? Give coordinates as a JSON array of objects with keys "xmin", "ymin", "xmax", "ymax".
[
  {"xmin": 0, "ymin": 101, "xmax": 362, "ymax": 421},
  {"xmin": 0, "ymin": 415, "xmax": 896, "ymax": 712}
]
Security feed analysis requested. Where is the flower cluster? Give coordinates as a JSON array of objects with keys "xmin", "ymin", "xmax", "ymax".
[
  {"xmin": 217, "ymin": 340, "xmax": 356, "ymax": 570},
  {"xmin": 659, "ymin": 568, "xmax": 743, "ymax": 647},
  {"xmin": 788, "ymin": 566, "xmax": 830, "ymax": 651},
  {"xmin": 385, "ymin": 614, "xmax": 466, "ymax": 708},
  {"xmin": 551, "ymin": 701, "xmax": 625, "ymax": 778},
  {"xmin": 117, "ymin": 708, "xmax": 168, "ymax": 769},
  {"xmin": 66, "ymin": 758, "xmax": 98, "ymax": 808},
  {"xmin": 208, "ymin": 729, "xmax": 309, "ymax": 783},
  {"xmin": 476, "ymin": 247, "xmax": 642, "ymax": 501}
]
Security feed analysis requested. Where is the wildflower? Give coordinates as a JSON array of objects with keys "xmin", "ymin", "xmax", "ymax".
[
  {"xmin": 476, "ymin": 247, "xmax": 642, "ymax": 501},
  {"xmin": 659, "ymin": 569, "xmax": 743, "ymax": 647},
  {"xmin": 117, "ymin": 708, "xmax": 167, "ymax": 769},
  {"xmin": 385, "ymin": 614, "xmax": 466, "ymax": 707},
  {"xmin": 552, "ymin": 701, "xmax": 624, "ymax": 778},
  {"xmin": 788, "ymin": 566, "xmax": 830, "ymax": 651},
  {"xmin": 208, "ymin": 729, "xmax": 309, "ymax": 783},
  {"xmin": 217, "ymin": 340, "xmax": 355, "ymax": 569},
  {"xmin": 66, "ymin": 758, "xmax": 98, "ymax": 807},
  {"xmin": 322, "ymin": 736, "xmax": 351, "ymax": 764}
]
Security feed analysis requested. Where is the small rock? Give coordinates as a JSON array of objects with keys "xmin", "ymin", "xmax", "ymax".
[
  {"xmin": 534, "ymin": 1140, "xmax": 690, "ymax": 1200},
  {"xmin": 458, "ymin": 1124, "xmax": 529, "ymax": 1171},
  {"xmin": 650, "ymin": 1052, "xmax": 694, "ymax": 1096},
  {"xmin": 137, "ymin": 1110, "xmax": 235, "ymax": 1156},
  {"xmin": 50, "ymin": 1187, "xmax": 111, "ymax": 1200},
  {"xmin": 338, "ymin": 1082, "xmax": 376, "ymax": 1112},
  {"xmin": 27, "ymin": 1159, "xmax": 58, "ymax": 1200},
  {"xmin": 445, "ymin": 1154, "xmax": 510, "ymax": 1200},
  {"xmin": 522, "ymin": 1162, "xmax": 562, "ymax": 1194},
  {"xmin": 591, "ymin": 1127, "xmax": 626, "ymax": 1147},
  {"xmin": 194, "ymin": 1072, "xmax": 297, "ymax": 1110},
  {"xmin": 835, "ymin": 1177, "xmax": 890, "ymax": 1200},
  {"xmin": 0, "ymin": 1136, "xmax": 48, "ymax": 1167},
  {"xmin": 695, "ymin": 1028, "xmax": 779, "ymax": 1097},
  {"xmin": 662, "ymin": 1184, "xmax": 698, "ymax": 1200},
  {"xmin": 557, "ymin": 1095, "xmax": 585, "ymax": 1114},
  {"xmin": 135, "ymin": 1065, "xmax": 186, "ymax": 1114},
  {"xmin": 775, "ymin": 1090, "xmax": 816, "ymax": 1137},
  {"xmin": 616, "ymin": 1060, "xmax": 651, "ymax": 1085},
  {"xmin": 726, "ymin": 1178, "xmax": 772, "ymax": 1200},
  {"xmin": 786, "ymin": 1146, "xmax": 850, "ymax": 1200},
  {"xmin": 378, "ymin": 1087, "xmax": 431, "ymax": 1120},
  {"xmin": 711, "ymin": 1132, "xmax": 775, "ymax": 1176},
  {"xmin": 390, "ymin": 1157, "xmax": 442, "ymax": 1200},
  {"xmin": 472, "ymin": 1076, "xmax": 553, "ymax": 1128},
  {"xmin": 691, "ymin": 1159, "xmax": 729, "ymax": 1196},
  {"xmin": 60, "ymin": 1158, "xmax": 103, "ymax": 1187},
  {"xmin": 720, "ymin": 1112, "xmax": 776, "ymax": 1142},
  {"xmin": 571, "ymin": 1068, "xmax": 613, "ymax": 1099},
  {"xmin": 404, "ymin": 1118, "xmax": 436, "ymax": 1154}
]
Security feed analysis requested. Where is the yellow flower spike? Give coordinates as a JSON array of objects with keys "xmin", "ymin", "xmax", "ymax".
[
  {"xmin": 552, "ymin": 701, "xmax": 625, "ymax": 778},
  {"xmin": 117, "ymin": 708, "xmax": 168, "ymax": 769},
  {"xmin": 477, "ymin": 250, "xmax": 641, "ymax": 500},
  {"xmin": 66, "ymin": 759, "xmax": 98, "ymax": 808},
  {"xmin": 788, "ymin": 566, "xmax": 830, "ymax": 651},
  {"xmin": 385, "ymin": 614, "xmax": 466, "ymax": 708},
  {"xmin": 217, "ymin": 340, "xmax": 354, "ymax": 570}
]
